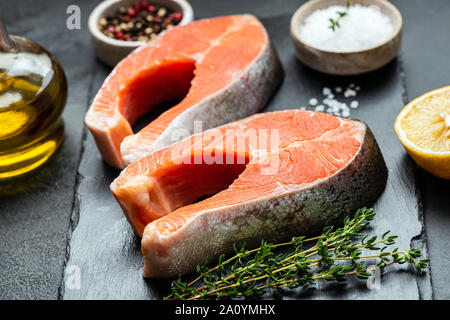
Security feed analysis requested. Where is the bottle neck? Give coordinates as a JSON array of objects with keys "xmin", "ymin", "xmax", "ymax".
[{"xmin": 0, "ymin": 18, "xmax": 15, "ymax": 52}]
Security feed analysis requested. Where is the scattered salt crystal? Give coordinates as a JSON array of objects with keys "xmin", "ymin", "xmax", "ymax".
[
  {"xmin": 315, "ymin": 105, "xmax": 325, "ymax": 112},
  {"xmin": 299, "ymin": 4, "xmax": 394, "ymax": 52},
  {"xmin": 309, "ymin": 98, "xmax": 318, "ymax": 106},
  {"xmin": 344, "ymin": 88, "xmax": 357, "ymax": 98},
  {"xmin": 322, "ymin": 87, "xmax": 332, "ymax": 96},
  {"xmin": 350, "ymin": 101, "xmax": 359, "ymax": 109},
  {"xmin": 306, "ymin": 83, "xmax": 360, "ymax": 118}
]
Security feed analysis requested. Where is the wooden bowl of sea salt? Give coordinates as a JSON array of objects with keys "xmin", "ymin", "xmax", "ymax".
[{"xmin": 290, "ymin": 0, "xmax": 402, "ymax": 75}]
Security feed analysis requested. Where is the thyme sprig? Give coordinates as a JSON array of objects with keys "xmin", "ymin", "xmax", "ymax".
[
  {"xmin": 165, "ymin": 208, "xmax": 428, "ymax": 300},
  {"xmin": 329, "ymin": 2, "xmax": 350, "ymax": 31}
]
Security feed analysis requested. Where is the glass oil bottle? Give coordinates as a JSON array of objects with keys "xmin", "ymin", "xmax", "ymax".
[{"xmin": 0, "ymin": 21, "xmax": 67, "ymax": 179}]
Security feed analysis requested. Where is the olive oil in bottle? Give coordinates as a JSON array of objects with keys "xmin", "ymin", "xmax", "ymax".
[{"xmin": 0, "ymin": 34, "xmax": 67, "ymax": 179}]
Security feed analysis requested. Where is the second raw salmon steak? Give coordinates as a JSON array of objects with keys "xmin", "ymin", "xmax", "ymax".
[
  {"xmin": 85, "ymin": 15, "xmax": 283, "ymax": 168},
  {"xmin": 110, "ymin": 110, "xmax": 388, "ymax": 278}
]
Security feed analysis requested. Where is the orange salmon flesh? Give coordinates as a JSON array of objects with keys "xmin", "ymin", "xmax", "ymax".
[
  {"xmin": 85, "ymin": 15, "xmax": 283, "ymax": 168},
  {"xmin": 110, "ymin": 110, "xmax": 388, "ymax": 278}
]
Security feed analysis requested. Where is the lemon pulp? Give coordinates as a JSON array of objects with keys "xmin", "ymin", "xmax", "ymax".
[{"xmin": 395, "ymin": 86, "xmax": 450, "ymax": 179}]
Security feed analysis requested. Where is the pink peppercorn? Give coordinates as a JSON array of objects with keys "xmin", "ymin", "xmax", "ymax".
[
  {"xmin": 99, "ymin": 2, "xmax": 182, "ymax": 42},
  {"xmin": 173, "ymin": 12, "xmax": 183, "ymax": 21}
]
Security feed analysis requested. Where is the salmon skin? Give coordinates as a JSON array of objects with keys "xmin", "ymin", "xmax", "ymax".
[
  {"xmin": 85, "ymin": 15, "xmax": 283, "ymax": 169},
  {"xmin": 110, "ymin": 110, "xmax": 388, "ymax": 278}
]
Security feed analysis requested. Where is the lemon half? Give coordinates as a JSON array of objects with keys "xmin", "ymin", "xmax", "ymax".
[{"xmin": 395, "ymin": 85, "xmax": 450, "ymax": 179}]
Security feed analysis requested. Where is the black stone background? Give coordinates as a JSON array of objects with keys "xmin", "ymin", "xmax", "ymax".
[{"xmin": 0, "ymin": 0, "xmax": 448, "ymax": 299}]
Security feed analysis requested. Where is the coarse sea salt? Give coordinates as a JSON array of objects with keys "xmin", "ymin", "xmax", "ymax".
[
  {"xmin": 315, "ymin": 105, "xmax": 325, "ymax": 112},
  {"xmin": 344, "ymin": 88, "xmax": 357, "ymax": 98},
  {"xmin": 303, "ymin": 84, "xmax": 361, "ymax": 118},
  {"xmin": 299, "ymin": 4, "xmax": 394, "ymax": 52},
  {"xmin": 309, "ymin": 98, "xmax": 318, "ymax": 106}
]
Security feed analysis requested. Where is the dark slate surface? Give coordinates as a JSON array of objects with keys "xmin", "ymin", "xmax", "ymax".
[
  {"xmin": 63, "ymin": 9, "xmax": 432, "ymax": 300},
  {"xmin": 0, "ymin": 0, "xmax": 448, "ymax": 300},
  {"xmin": 0, "ymin": 0, "xmax": 99, "ymax": 299}
]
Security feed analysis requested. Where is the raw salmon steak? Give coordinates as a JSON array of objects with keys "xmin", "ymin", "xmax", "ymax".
[
  {"xmin": 110, "ymin": 110, "xmax": 388, "ymax": 278},
  {"xmin": 85, "ymin": 15, "xmax": 283, "ymax": 169}
]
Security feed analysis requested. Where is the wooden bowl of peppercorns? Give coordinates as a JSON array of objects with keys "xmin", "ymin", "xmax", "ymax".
[{"xmin": 88, "ymin": 0, "xmax": 194, "ymax": 67}]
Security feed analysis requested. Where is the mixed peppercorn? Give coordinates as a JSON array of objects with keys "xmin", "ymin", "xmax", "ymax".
[{"xmin": 98, "ymin": 1, "xmax": 183, "ymax": 41}]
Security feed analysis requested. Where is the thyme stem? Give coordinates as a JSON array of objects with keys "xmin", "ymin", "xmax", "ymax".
[
  {"xmin": 329, "ymin": 2, "xmax": 351, "ymax": 31},
  {"xmin": 166, "ymin": 208, "xmax": 429, "ymax": 300}
]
